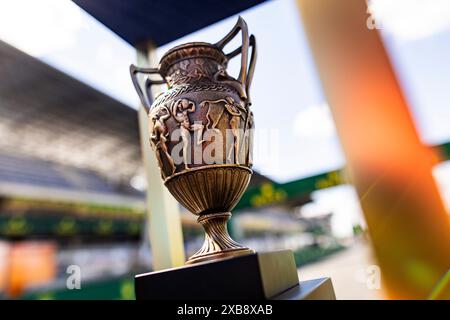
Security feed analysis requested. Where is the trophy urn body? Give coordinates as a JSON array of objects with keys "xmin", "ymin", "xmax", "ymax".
[{"xmin": 131, "ymin": 17, "xmax": 257, "ymax": 264}]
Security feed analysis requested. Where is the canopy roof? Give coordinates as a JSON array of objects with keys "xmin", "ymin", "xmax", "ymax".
[{"xmin": 73, "ymin": 0, "xmax": 268, "ymax": 47}]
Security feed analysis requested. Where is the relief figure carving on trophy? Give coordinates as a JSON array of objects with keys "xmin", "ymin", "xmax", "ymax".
[
  {"xmin": 201, "ymin": 99, "xmax": 225, "ymax": 131},
  {"xmin": 150, "ymin": 106, "xmax": 175, "ymax": 178},
  {"xmin": 171, "ymin": 98, "xmax": 196, "ymax": 170},
  {"xmin": 246, "ymin": 110, "xmax": 254, "ymax": 167},
  {"xmin": 223, "ymin": 97, "xmax": 246, "ymax": 165},
  {"xmin": 200, "ymin": 96, "xmax": 247, "ymax": 165}
]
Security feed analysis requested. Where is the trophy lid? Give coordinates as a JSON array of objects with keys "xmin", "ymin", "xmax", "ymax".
[{"xmin": 159, "ymin": 42, "xmax": 227, "ymax": 76}]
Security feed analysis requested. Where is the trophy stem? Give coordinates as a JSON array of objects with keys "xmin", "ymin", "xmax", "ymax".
[{"xmin": 186, "ymin": 212, "xmax": 254, "ymax": 264}]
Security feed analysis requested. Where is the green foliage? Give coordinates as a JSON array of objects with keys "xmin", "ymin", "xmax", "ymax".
[{"xmin": 293, "ymin": 244, "xmax": 345, "ymax": 267}]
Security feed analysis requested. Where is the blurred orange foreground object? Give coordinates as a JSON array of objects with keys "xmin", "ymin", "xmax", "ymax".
[
  {"xmin": 7, "ymin": 241, "xmax": 57, "ymax": 298},
  {"xmin": 429, "ymin": 270, "xmax": 450, "ymax": 300},
  {"xmin": 297, "ymin": 0, "xmax": 450, "ymax": 299},
  {"xmin": 0, "ymin": 241, "xmax": 9, "ymax": 293}
]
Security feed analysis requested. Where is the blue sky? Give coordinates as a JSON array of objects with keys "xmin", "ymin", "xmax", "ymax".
[
  {"xmin": 1, "ymin": 0, "xmax": 450, "ymax": 237},
  {"xmin": 384, "ymin": 29, "xmax": 450, "ymax": 145}
]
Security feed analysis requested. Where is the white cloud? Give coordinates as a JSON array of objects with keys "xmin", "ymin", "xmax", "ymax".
[
  {"xmin": 0, "ymin": 0, "xmax": 87, "ymax": 56},
  {"xmin": 369, "ymin": 0, "xmax": 450, "ymax": 41},
  {"xmin": 293, "ymin": 102, "xmax": 336, "ymax": 139}
]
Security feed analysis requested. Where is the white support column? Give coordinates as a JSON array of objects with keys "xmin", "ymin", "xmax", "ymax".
[{"xmin": 136, "ymin": 42, "xmax": 185, "ymax": 270}]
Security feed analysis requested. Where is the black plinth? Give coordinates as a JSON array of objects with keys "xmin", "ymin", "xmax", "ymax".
[
  {"xmin": 135, "ymin": 250, "xmax": 300, "ymax": 300},
  {"xmin": 274, "ymin": 278, "xmax": 336, "ymax": 300}
]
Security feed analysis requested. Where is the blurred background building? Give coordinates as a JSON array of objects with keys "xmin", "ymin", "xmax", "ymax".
[{"xmin": 0, "ymin": 0, "xmax": 450, "ymax": 299}]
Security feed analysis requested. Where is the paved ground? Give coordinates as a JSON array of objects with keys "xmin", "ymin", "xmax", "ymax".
[{"xmin": 297, "ymin": 240, "xmax": 385, "ymax": 299}]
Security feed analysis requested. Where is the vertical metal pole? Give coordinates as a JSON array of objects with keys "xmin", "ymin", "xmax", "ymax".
[
  {"xmin": 297, "ymin": 0, "xmax": 450, "ymax": 299},
  {"xmin": 136, "ymin": 42, "xmax": 185, "ymax": 270}
]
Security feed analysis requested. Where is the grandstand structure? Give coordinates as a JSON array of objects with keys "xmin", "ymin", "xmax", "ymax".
[
  {"xmin": 0, "ymin": 40, "xmax": 142, "ymax": 185},
  {"xmin": 0, "ymin": 40, "xmax": 146, "ymax": 240}
]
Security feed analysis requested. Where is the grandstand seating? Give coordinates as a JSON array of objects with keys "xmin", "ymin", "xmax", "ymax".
[{"xmin": 0, "ymin": 150, "xmax": 132, "ymax": 195}]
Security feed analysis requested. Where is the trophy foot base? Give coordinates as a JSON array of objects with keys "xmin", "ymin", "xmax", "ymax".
[
  {"xmin": 186, "ymin": 247, "xmax": 254, "ymax": 265},
  {"xmin": 186, "ymin": 212, "xmax": 254, "ymax": 265}
]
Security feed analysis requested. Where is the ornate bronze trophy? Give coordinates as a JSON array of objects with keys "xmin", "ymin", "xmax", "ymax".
[{"xmin": 130, "ymin": 17, "xmax": 256, "ymax": 265}]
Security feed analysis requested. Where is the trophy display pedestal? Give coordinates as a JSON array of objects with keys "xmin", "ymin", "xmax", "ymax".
[
  {"xmin": 135, "ymin": 250, "xmax": 335, "ymax": 300},
  {"xmin": 273, "ymin": 277, "xmax": 336, "ymax": 300}
]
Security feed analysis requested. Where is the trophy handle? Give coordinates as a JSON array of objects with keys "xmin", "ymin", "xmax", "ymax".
[
  {"xmin": 130, "ymin": 64, "xmax": 166, "ymax": 109},
  {"xmin": 214, "ymin": 17, "xmax": 252, "ymax": 99},
  {"xmin": 225, "ymin": 35, "xmax": 257, "ymax": 105}
]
